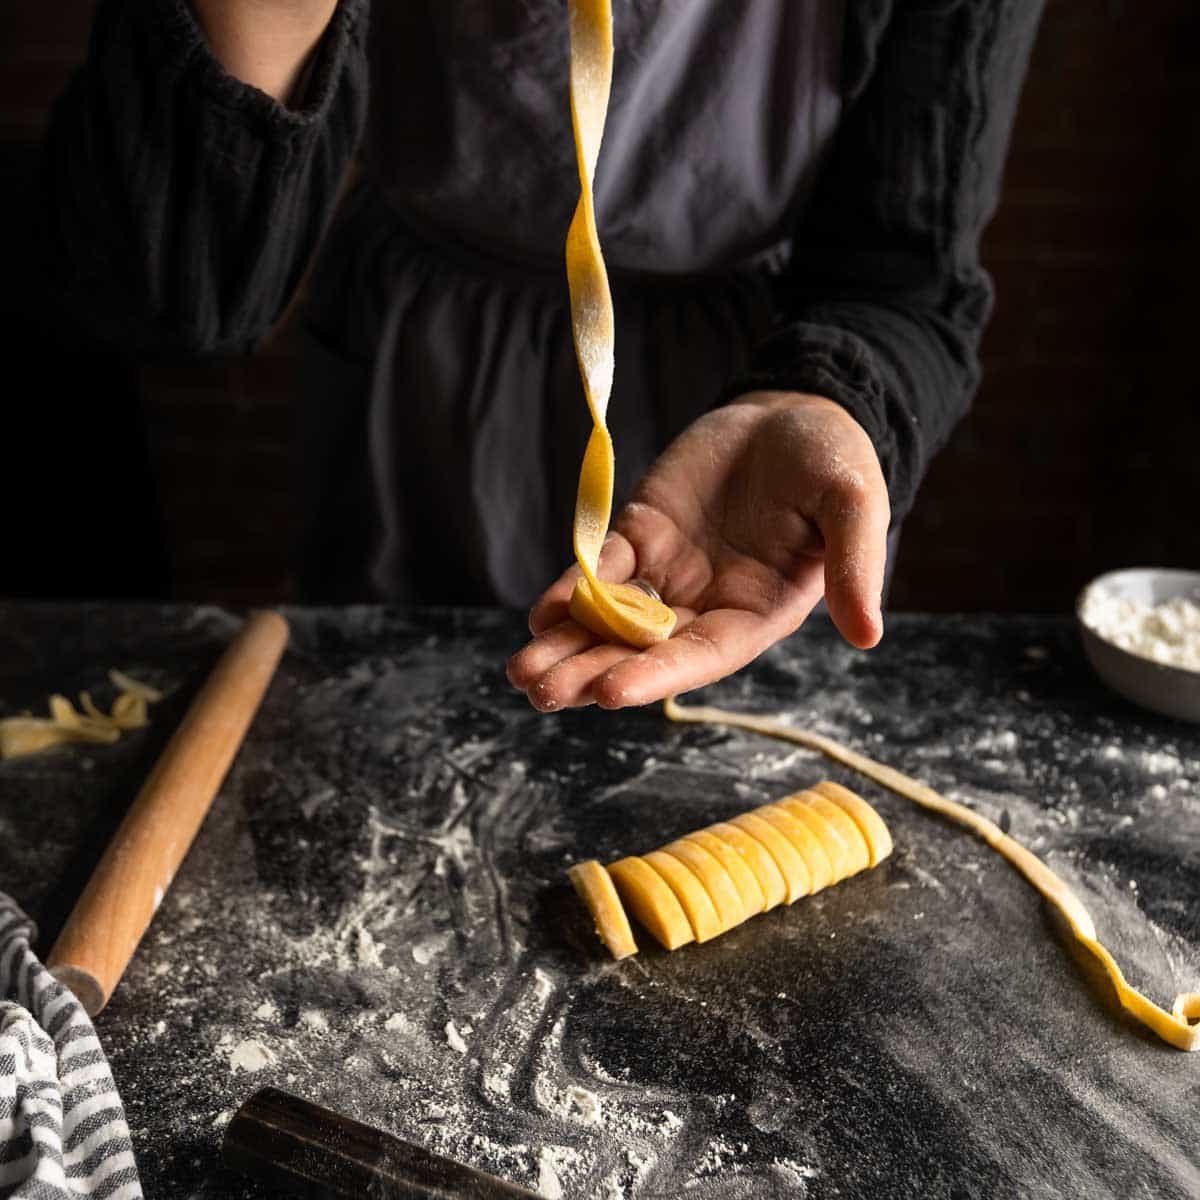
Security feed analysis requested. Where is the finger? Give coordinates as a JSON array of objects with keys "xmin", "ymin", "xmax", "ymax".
[
  {"xmin": 591, "ymin": 597, "xmax": 816, "ymax": 710},
  {"xmin": 507, "ymin": 619, "xmax": 600, "ymax": 689},
  {"xmin": 527, "ymin": 642, "xmax": 641, "ymax": 711},
  {"xmin": 815, "ymin": 476, "xmax": 890, "ymax": 650},
  {"xmin": 528, "ymin": 533, "xmax": 638, "ymax": 635}
]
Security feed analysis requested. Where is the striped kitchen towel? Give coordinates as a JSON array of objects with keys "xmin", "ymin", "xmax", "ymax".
[{"xmin": 0, "ymin": 895, "xmax": 141, "ymax": 1199}]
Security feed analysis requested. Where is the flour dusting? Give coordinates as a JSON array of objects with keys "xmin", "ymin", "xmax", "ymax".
[{"xmin": 1080, "ymin": 587, "xmax": 1200, "ymax": 670}]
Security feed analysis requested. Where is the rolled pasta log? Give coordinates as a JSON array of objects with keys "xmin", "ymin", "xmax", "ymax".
[{"xmin": 570, "ymin": 782, "xmax": 892, "ymax": 957}]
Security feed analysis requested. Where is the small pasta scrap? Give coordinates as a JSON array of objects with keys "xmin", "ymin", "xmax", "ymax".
[
  {"xmin": 0, "ymin": 671, "xmax": 162, "ymax": 760},
  {"xmin": 571, "ymin": 781, "xmax": 892, "ymax": 958}
]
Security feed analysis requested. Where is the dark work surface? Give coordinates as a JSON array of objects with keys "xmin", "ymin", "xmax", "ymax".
[{"xmin": 2, "ymin": 604, "xmax": 1198, "ymax": 1200}]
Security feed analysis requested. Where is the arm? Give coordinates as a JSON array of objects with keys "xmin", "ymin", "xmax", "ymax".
[
  {"xmin": 507, "ymin": 0, "xmax": 1045, "ymax": 712},
  {"xmin": 725, "ymin": 0, "xmax": 1046, "ymax": 525},
  {"xmin": 31, "ymin": 0, "xmax": 369, "ymax": 356}
]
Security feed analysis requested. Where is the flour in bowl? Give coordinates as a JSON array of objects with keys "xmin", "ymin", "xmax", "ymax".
[{"xmin": 1080, "ymin": 589, "xmax": 1200, "ymax": 671}]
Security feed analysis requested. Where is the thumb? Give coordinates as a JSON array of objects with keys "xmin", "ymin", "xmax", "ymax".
[{"xmin": 815, "ymin": 473, "xmax": 890, "ymax": 649}]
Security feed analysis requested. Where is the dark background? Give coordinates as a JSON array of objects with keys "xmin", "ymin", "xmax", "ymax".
[{"xmin": 1, "ymin": 0, "xmax": 1196, "ymax": 611}]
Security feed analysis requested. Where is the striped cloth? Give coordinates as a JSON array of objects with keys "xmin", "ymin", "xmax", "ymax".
[{"xmin": 0, "ymin": 895, "xmax": 141, "ymax": 1200}]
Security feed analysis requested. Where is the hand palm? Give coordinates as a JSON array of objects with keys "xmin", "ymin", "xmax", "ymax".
[{"xmin": 508, "ymin": 394, "xmax": 889, "ymax": 710}]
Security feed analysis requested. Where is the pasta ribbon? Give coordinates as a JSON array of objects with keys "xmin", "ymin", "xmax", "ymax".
[{"xmin": 564, "ymin": 0, "xmax": 676, "ymax": 649}]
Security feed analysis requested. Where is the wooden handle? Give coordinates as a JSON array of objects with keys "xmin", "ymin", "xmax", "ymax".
[
  {"xmin": 46, "ymin": 610, "xmax": 289, "ymax": 1015},
  {"xmin": 224, "ymin": 1088, "xmax": 540, "ymax": 1199}
]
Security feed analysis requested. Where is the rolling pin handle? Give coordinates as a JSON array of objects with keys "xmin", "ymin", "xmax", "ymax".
[{"xmin": 223, "ymin": 1087, "xmax": 540, "ymax": 1199}]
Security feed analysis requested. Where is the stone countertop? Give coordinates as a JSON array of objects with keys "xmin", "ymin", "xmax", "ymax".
[{"xmin": 1, "ymin": 604, "xmax": 1197, "ymax": 1200}]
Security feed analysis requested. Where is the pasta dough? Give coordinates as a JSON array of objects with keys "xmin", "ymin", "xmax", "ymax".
[
  {"xmin": 606, "ymin": 857, "xmax": 693, "ymax": 951},
  {"xmin": 663, "ymin": 695, "xmax": 1200, "ymax": 1053},
  {"xmin": 0, "ymin": 671, "xmax": 161, "ymax": 760},
  {"xmin": 563, "ymin": 0, "xmax": 676, "ymax": 650},
  {"xmin": 571, "ymin": 781, "xmax": 892, "ymax": 955},
  {"xmin": 568, "ymin": 860, "xmax": 637, "ymax": 960}
]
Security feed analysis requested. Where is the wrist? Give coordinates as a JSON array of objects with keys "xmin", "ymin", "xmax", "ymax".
[{"xmin": 730, "ymin": 389, "xmax": 865, "ymax": 430}]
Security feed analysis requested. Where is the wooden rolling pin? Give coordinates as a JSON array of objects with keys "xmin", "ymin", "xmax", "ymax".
[
  {"xmin": 46, "ymin": 610, "xmax": 289, "ymax": 1015},
  {"xmin": 224, "ymin": 1088, "xmax": 540, "ymax": 1199}
]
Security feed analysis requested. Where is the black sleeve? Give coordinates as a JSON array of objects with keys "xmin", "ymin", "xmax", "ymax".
[
  {"xmin": 724, "ymin": 0, "xmax": 1044, "ymax": 523},
  {"xmin": 31, "ymin": 0, "xmax": 369, "ymax": 357}
]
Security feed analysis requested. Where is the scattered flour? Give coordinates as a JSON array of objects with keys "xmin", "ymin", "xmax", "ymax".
[
  {"xmin": 537, "ymin": 1147, "xmax": 565, "ymax": 1199},
  {"xmin": 411, "ymin": 940, "xmax": 437, "ymax": 965},
  {"xmin": 229, "ymin": 1039, "xmax": 275, "ymax": 1073},
  {"xmin": 299, "ymin": 1009, "xmax": 330, "ymax": 1033},
  {"xmin": 355, "ymin": 925, "xmax": 384, "ymax": 968},
  {"xmin": 1080, "ymin": 589, "xmax": 1200, "ymax": 670}
]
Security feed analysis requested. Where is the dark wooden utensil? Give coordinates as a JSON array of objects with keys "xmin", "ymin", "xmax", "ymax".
[{"xmin": 223, "ymin": 1088, "xmax": 540, "ymax": 1199}]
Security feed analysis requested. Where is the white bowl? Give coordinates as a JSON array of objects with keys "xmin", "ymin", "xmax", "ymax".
[{"xmin": 1076, "ymin": 568, "xmax": 1200, "ymax": 723}]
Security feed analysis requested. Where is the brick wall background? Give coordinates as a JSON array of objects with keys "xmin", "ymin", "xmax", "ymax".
[{"xmin": 2, "ymin": 0, "xmax": 1196, "ymax": 610}]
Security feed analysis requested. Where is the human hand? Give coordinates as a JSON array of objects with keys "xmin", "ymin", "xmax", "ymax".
[{"xmin": 507, "ymin": 392, "xmax": 890, "ymax": 711}]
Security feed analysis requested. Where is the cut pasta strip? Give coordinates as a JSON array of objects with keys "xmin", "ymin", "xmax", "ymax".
[
  {"xmin": 663, "ymin": 695, "xmax": 1200, "ymax": 1053},
  {"xmin": 760, "ymin": 802, "xmax": 838, "ymax": 890},
  {"xmin": 644, "ymin": 850, "xmax": 723, "ymax": 943},
  {"xmin": 571, "ymin": 782, "xmax": 890, "ymax": 958},
  {"xmin": 663, "ymin": 840, "xmax": 745, "ymax": 932},
  {"xmin": 563, "ymin": 0, "xmax": 676, "ymax": 649},
  {"xmin": 607, "ymin": 857, "xmax": 693, "ymax": 951},
  {"xmin": 685, "ymin": 830, "xmax": 765, "ymax": 916},
  {"xmin": 729, "ymin": 813, "xmax": 812, "ymax": 903},
  {"xmin": 707, "ymin": 821, "xmax": 787, "ymax": 911},
  {"xmin": 109, "ymin": 669, "xmax": 163, "ymax": 703},
  {"xmin": 815, "ymin": 780, "xmax": 893, "ymax": 866},
  {"xmin": 569, "ymin": 860, "xmax": 637, "ymax": 960},
  {"xmin": 798, "ymin": 792, "xmax": 871, "ymax": 876}
]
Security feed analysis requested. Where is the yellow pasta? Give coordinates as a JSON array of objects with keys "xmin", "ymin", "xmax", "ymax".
[
  {"xmin": 663, "ymin": 695, "xmax": 1200, "ymax": 1053},
  {"xmin": 662, "ymin": 839, "xmax": 745, "ymax": 932},
  {"xmin": 684, "ymin": 829, "xmax": 765, "ymax": 916},
  {"xmin": 568, "ymin": 860, "xmax": 637, "ymax": 960},
  {"xmin": 571, "ymin": 782, "xmax": 892, "ymax": 956},
  {"xmin": 563, "ymin": 0, "xmax": 676, "ymax": 650},
  {"xmin": 708, "ymin": 821, "xmax": 788, "ymax": 910},
  {"xmin": 796, "ymin": 791, "xmax": 871, "ymax": 875},
  {"xmin": 607, "ymin": 857, "xmax": 693, "ymax": 951},
  {"xmin": 0, "ymin": 672, "xmax": 161, "ymax": 760},
  {"xmin": 643, "ymin": 850, "xmax": 723, "ymax": 943},
  {"xmin": 759, "ymin": 802, "xmax": 838, "ymax": 890},
  {"xmin": 814, "ymin": 779, "xmax": 893, "ymax": 867}
]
